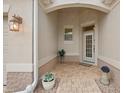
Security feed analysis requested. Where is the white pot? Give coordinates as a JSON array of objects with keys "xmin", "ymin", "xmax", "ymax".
[
  {"xmin": 42, "ymin": 79, "xmax": 55, "ymax": 90},
  {"xmin": 100, "ymin": 72, "xmax": 110, "ymax": 85}
]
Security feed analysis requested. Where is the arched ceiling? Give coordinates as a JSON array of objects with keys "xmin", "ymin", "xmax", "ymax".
[{"xmin": 39, "ymin": 0, "xmax": 119, "ymax": 13}]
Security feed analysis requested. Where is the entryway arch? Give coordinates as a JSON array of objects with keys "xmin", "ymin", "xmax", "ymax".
[{"xmin": 41, "ymin": 2, "xmax": 110, "ymax": 13}]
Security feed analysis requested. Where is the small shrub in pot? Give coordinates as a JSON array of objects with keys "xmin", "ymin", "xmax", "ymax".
[
  {"xmin": 42, "ymin": 72, "xmax": 55, "ymax": 90},
  {"xmin": 58, "ymin": 49, "xmax": 66, "ymax": 63}
]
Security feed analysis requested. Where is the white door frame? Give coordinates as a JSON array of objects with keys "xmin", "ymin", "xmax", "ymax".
[
  {"xmin": 83, "ymin": 31, "xmax": 95, "ymax": 63},
  {"xmin": 79, "ymin": 20, "xmax": 98, "ymax": 65}
]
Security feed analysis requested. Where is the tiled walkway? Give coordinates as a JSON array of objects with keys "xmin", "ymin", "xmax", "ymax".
[
  {"xmin": 51, "ymin": 62, "xmax": 100, "ymax": 80},
  {"xmin": 35, "ymin": 62, "xmax": 102, "ymax": 93},
  {"xmin": 56, "ymin": 79, "xmax": 101, "ymax": 93},
  {"xmin": 4, "ymin": 62, "xmax": 119, "ymax": 93},
  {"xmin": 52, "ymin": 63, "xmax": 101, "ymax": 93}
]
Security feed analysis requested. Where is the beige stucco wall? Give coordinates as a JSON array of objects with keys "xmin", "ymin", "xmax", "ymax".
[
  {"xmin": 58, "ymin": 8, "xmax": 99, "ymax": 58},
  {"xmin": 98, "ymin": 3, "xmax": 120, "ymax": 67},
  {"xmin": 38, "ymin": 4, "xmax": 58, "ymax": 67},
  {"xmin": 4, "ymin": 0, "xmax": 33, "ymax": 72},
  {"xmin": 58, "ymin": 8, "xmax": 80, "ymax": 56}
]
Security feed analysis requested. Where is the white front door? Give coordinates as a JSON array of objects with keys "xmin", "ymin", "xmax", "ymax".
[{"xmin": 83, "ymin": 31, "xmax": 95, "ymax": 64}]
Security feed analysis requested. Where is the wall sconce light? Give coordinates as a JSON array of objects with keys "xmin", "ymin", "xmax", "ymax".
[{"xmin": 9, "ymin": 14, "xmax": 22, "ymax": 32}]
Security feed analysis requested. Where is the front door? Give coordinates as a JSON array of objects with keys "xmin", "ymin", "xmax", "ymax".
[{"xmin": 83, "ymin": 31, "xmax": 95, "ymax": 64}]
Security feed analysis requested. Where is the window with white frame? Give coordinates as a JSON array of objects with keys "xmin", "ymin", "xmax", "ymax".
[{"xmin": 64, "ymin": 27, "xmax": 73, "ymax": 41}]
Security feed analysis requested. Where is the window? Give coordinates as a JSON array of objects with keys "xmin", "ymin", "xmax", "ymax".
[{"xmin": 64, "ymin": 28, "xmax": 73, "ymax": 41}]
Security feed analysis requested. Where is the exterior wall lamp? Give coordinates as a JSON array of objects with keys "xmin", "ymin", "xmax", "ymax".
[{"xmin": 9, "ymin": 14, "xmax": 22, "ymax": 32}]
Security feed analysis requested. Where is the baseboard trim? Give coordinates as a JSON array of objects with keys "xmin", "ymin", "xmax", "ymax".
[
  {"xmin": 65, "ymin": 53, "xmax": 79, "ymax": 56},
  {"xmin": 98, "ymin": 56, "xmax": 120, "ymax": 69},
  {"xmin": 38, "ymin": 55, "xmax": 57, "ymax": 67},
  {"xmin": 6, "ymin": 63, "xmax": 33, "ymax": 72}
]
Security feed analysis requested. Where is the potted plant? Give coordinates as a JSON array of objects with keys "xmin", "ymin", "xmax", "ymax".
[
  {"xmin": 42, "ymin": 72, "xmax": 55, "ymax": 90},
  {"xmin": 58, "ymin": 49, "xmax": 65, "ymax": 63},
  {"xmin": 100, "ymin": 66, "xmax": 110, "ymax": 85}
]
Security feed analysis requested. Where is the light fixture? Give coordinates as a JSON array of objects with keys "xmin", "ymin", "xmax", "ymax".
[{"xmin": 9, "ymin": 14, "xmax": 22, "ymax": 32}]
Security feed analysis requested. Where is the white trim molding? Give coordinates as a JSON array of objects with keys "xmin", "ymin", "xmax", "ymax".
[
  {"xmin": 110, "ymin": 0, "xmax": 120, "ymax": 10},
  {"xmin": 103, "ymin": 0, "xmax": 120, "ymax": 9},
  {"xmin": 98, "ymin": 56, "xmax": 120, "ymax": 69},
  {"xmin": 6, "ymin": 63, "xmax": 33, "ymax": 72},
  {"xmin": 38, "ymin": 55, "xmax": 57, "ymax": 67},
  {"xmin": 80, "ymin": 20, "xmax": 98, "ymax": 65},
  {"xmin": 44, "ymin": 2, "xmax": 110, "ymax": 13}
]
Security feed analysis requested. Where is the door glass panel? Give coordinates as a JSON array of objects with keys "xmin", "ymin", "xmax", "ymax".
[{"xmin": 86, "ymin": 35, "xmax": 92, "ymax": 57}]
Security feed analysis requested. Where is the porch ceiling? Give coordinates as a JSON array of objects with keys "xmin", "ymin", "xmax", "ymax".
[{"xmin": 39, "ymin": 0, "xmax": 119, "ymax": 13}]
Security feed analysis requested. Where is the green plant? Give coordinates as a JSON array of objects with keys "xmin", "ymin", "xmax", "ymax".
[
  {"xmin": 58, "ymin": 49, "xmax": 65, "ymax": 57},
  {"xmin": 43, "ymin": 72, "xmax": 54, "ymax": 82}
]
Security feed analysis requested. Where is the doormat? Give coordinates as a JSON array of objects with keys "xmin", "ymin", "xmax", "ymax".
[{"xmin": 79, "ymin": 63, "xmax": 92, "ymax": 67}]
